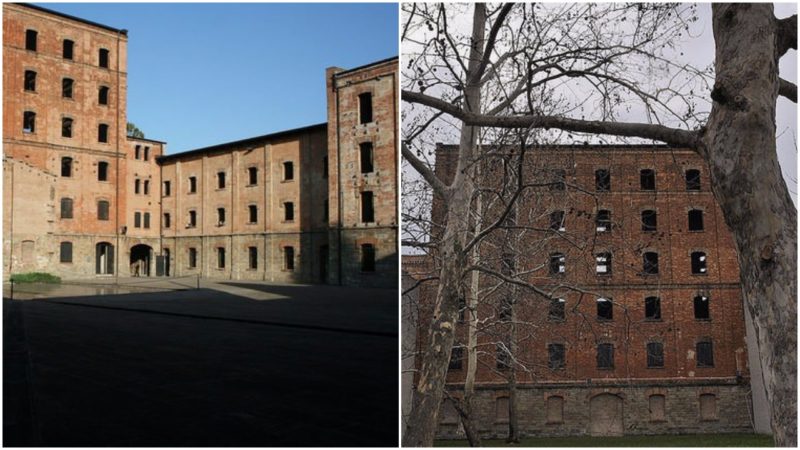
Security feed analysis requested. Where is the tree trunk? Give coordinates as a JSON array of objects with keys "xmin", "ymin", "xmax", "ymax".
[
  {"xmin": 705, "ymin": 4, "xmax": 797, "ymax": 446},
  {"xmin": 461, "ymin": 192, "xmax": 483, "ymax": 448}
]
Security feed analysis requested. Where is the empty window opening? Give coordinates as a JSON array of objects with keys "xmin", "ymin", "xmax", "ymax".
[
  {"xmin": 596, "ymin": 209, "xmax": 612, "ymax": 232},
  {"xmin": 550, "ymin": 169, "xmax": 566, "ymax": 191},
  {"xmin": 61, "ymin": 118, "xmax": 73, "ymax": 138},
  {"xmin": 496, "ymin": 344, "xmax": 511, "ymax": 370},
  {"xmin": 217, "ymin": 171, "xmax": 226, "ymax": 189},
  {"xmin": 99, "ymin": 48, "xmax": 109, "ymax": 68},
  {"xmin": 189, "ymin": 176, "xmax": 197, "ymax": 193},
  {"xmin": 649, "ymin": 395, "xmax": 666, "ymax": 421},
  {"xmin": 640, "ymin": 169, "xmax": 656, "ymax": 190},
  {"xmin": 23, "ymin": 111, "xmax": 36, "ymax": 133},
  {"xmin": 360, "ymin": 142, "xmax": 374, "ymax": 173},
  {"xmin": 596, "ymin": 252, "xmax": 612, "ymax": 275},
  {"xmin": 143, "ymin": 180, "xmax": 150, "ymax": 195},
  {"xmin": 134, "ymin": 211, "xmax": 142, "ymax": 228},
  {"xmin": 283, "ymin": 161, "xmax": 294, "ymax": 180},
  {"xmin": 163, "ymin": 213, "xmax": 171, "ymax": 228},
  {"xmin": 188, "ymin": 210, "xmax": 197, "ymax": 227},
  {"xmin": 688, "ymin": 210, "xmax": 704, "ymax": 231},
  {"xmin": 62, "ymin": 78, "xmax": 73, "ymax": 98},
  {"xmin": 217, "ymin": 207, "xmax": 226, "ymax": 225},
  {"xmin": 550, "ymin": 210, "xmax": 565, "ymax": 231},
  {"xmin": 144, "ymin": 147, "xmax": 150, "ymax": 161},
  {"xmin": 597, "ymin": 297, "xmax": 613, "ymax": 320},
  {"xmin": 217, "ymin": 247, "xmax": 225, "ymax": 269},
  {"xmin": 134, "ymin": 145, "xmax": 141, "ymax": 159},
  {"xmin": 248, "ymin": 246, "xmax": 258, "ymax": 270},
  {"xmin": 549, "ymin": 298, "xmax": 566, "ymax": 321},
  {"xmin": 248, "ymin": 167, "xmax": 258, "ymax": 185},
  {"xmin": 284, "ymin": 246, "xmax": 295, "ymax": 271},
  {"xmin": 63, "ymin": 39, "xmax": 74, "ymax": 59},
  {"xmin": 188, "ymin": 248, "xmax": 197, "ymax": 268},
  {"xmin": 647, "ymin": 342, "xmax": 664, "ymax": 368},
  {"xmin": 163, "ymin": 181, "xmax": 171, "ymax": 196},
  {"xmin": 60, "ymin": 241, "xmax": 73, "ymax": 263},
  {"xmin": 99, "ymin": 86, "xmax": 109, "ymax": 105},
  {"xmin": 97, "ymin": 200, "xmax": 109, "ymax": 220},
  {"xmin": 359, "ymin": 92, "xmax": 373, "ymax": 124},
  {"xmin": 696, "ymin": 340, "xmax": 714, "ymax": 367},
  {"xmin": 643, "ymin": 251, "xmax": 659, "ymax": 275},
  {"xmin": 60, "ymin": 197, "xmax": 73, "ymax": 219},
  {"xmin": 25, "ymin": 29, "xmax": 37, "ymax": 51},
  {"xmin": 458, "ymin": 296, "xmax": 466, "ymax": 322},
  {"xmin": 597, "ymin": 343, "xmax": 614, "ymax": 369},
  {"xmin": 548, "ymin": 343, "xmax": 565, "ymax": 370},
  {"xmin": 642, "ymin": 210, "xmax": 657, "ymax": 231},
  {"xmin": 694, "ymin": 295, "xmax": 710, "ymax": 320},
  {"xmin": 645, "ymin": 296, "xmax": 661, "ymax": 320},
  {"xmin": 361, "ymin": 191, "xmax": 375, "ymax": 223},
  {"xmin": 98, "ymin": 161, "xmax": 108, "ymax": 181},
  {"xmin": 143, "ymin": 212, "xmax": 150, "ymax": 229},
  {"xmin": 361, "ymin": 243, "xmax": 376, "ymax": 272},
  {"xmin": 546, "ymin": 396, "xmax": 564, "ymax": 423},
  {"xmin": 691, "ymin": 251, "xmax": 707, "ymax": 274},
  {"xmin": 499, "ymin": 297, "xmax": 513, "ymax": 320},
  {"xmin": 449, "ymin": 346, "xmax": 463, "ymax": 370},
  {"xmin": 61, "ymin": 157, "xmax": 73, "ymax": 177},
  {"xmin": 501, "ymin": 253, "xmax": 515, "ymax": 276},
  {"xmin": 248, "ymin": 205, "xmax": 258, "ymax": 223},
  {"xmin": 284, "ymin": 202, "xmax": 295, "ymax": 221},
  {"xmin": 134, "ymin": 179, "xmax": 141, "ymax": 194},
  {"xmin": 595, "ymin": 169, "xmax": 611, "ymax": 191},
  {"xmin": 549, "ymin": 253, "xmax": 565, "ymax": 275},
  {"xmin": 686, "ymin": 169, "xmax": 701, "ymax": 191},
  {"xmin": 98, "ymin": 124, "xmax": 109, "ymax": 143},
  {"xmin": 24, "ymin": 70, "xmax": 36, "ymax": 91}
]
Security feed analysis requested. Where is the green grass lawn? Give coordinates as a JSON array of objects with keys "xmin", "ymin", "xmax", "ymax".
[
  {"xmin": 9, "ymin": 272, "xmax": 61, "ymax": 284},
  {"xmin": 435, "ymin": 433, "xmax": 773, "ymax": 447}
]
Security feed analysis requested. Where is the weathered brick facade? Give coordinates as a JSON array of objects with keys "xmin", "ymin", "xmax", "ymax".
[{"xmin": 408, "ymin": 145, "xmax": 756, "ymax": 437}]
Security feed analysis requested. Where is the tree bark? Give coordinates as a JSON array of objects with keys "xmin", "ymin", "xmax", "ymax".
[
  {"xmin": 704, "ymin": 4, "xmax": 797, "ymax": 446},
  {"xmin": 461, "ymin": 193, "xmax": 483, "ymax": 447}
]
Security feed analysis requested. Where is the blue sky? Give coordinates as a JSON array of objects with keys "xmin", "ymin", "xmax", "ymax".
[{"xmin": 37, "ymin": 3, "xmax": 398, "ymax": 154}]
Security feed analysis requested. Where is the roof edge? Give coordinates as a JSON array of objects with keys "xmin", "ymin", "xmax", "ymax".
[
  {"xmin": 333, "ymin": 56, "xmax": 398, "ymax": 78},
  {"xmin": 16, "ymin": 3, "xmax": 128, "ymax": 35}
]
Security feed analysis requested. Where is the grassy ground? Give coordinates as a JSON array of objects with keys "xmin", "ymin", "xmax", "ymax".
[
  {"xmin": 435, "ymin": 433, "xmax": 773, "ymax": 447},
  {"xmin": 9, "ymin": 272, "xmax": 61, "ymax": 283}
]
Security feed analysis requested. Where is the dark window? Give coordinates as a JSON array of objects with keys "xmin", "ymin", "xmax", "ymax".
[
  {"xmin": 359, "ymin": 92, "xmax": 373, "ymax": 124},
  {"xmin": 643, "ymin": 252, "xmax": 659, "ymax": 275},
  {"xmin": 134, "ymin": 211, "xmax": 141, "ymax": 228},
  {"xmin": 98, "ymin": 124, "xmax": 108, "ymax": 143},
  {"xmin": 642, "ymin": 210, "xmax": 657, "ymax": 231},
  {"xmin": 188, "ymin": 248, "xmax": 197, "ymax": 268},
  {"xmin": 597, "ymin": 343, "xmax": 614, "ymax": 369},
  {"xmin": 134, "ymin": 179, "xmax": 140, "ymax": 194},
  {"xmin": 550, "ymin": 210, "xmax": 565, "ymax": 231},
  {"xmin": 99, "ymin": 48, "xmax": 109, "ymax": 68},
  {"xmin": 324, "ymin": 200, "xmax": 329, "ymax": 223},
  {"xmin": 640, "ymin": 169, "xmax": 656, "ymax": 190},
  {"xmin": 163, "ymin": 213, "xmax": 171, "ymax": 228},
  {"xmin": 645, "ymin": 296, "xmax": 661, "ymax": 320},
  {"xmin": 217, "ymin": 207, "xmax": 226, "ymax": 225},
  {"xmin": 188, "ymin": 210, "xmax": 197, "ymax": 227},
  {"xmin": 548, "ymin": 343, "xmax": 565, "ymax": 370},
  {"xmin": 62, "ymin": 78, "xmax": 73, "ymax": 98},
  {"xmin": 360, "ymin": 142, "xmax": 374, "ymax": 173},
  {"xmin": 25, "ymin": 29, "xmax": 37, "ymax": 51},
  {"xmin": 98, "ymin": 200, "xmax": 109, "ymax": 220},
  {"xmin": 647, "ymin": 342, "xmax": 664, "ymax": 368},
  {"xmin": 696, "ymin": 341, "xmax": 714, "ymax": 367},
  {"xmin": 496, "ymin": 343, "xmax": 511, "ymax": 370},
  {"xmin": 60, "ymin": 197, "xmax": 73, "ymax": 219},
  {"xmin": 143, "ymin": 180, "xmax": 150, "ymax": 195},
  {"xmin": 24, "ymin": 70, "xmax": 36, "ymax": 91},
  {"xmin": 23, "ymin": 111, "xmax": 36, "ymax": 133},
  {"xmin": 549, "ymin": 298, "xmax": 566, "ymax": 321},
  {"xmin": 284, "ymin": 246, "xmax": 295, "ymax": 271},
  {"xmin": 284, "ymin": 202, "xmax": 294, "ymax": 221},
  {"xmin": 163, "ymin": 181, "xmax": 171, "ymax": 196},
  {"xmin": 61, "ymin": 117, "xmax": 73, "ymax": 138},
  {"xmin": 596, "ymin": 209, "xmax": 612, "ymax": 232},
  {"xmin": 694, "ymin": 295, "xmax": 710, "ymax": 320},
  {"xmin": 688, "ymin": 210, "xmax": 704, "ymax": 231},
  {"xmin": 597, "ymin": 298, "xmax": 613, "ymax": 320},
  {"xmin": 361, "ymin": 244, "xmax": 376, "ymax": 272},
  {"xmin": 458, "ymin": 296, "xmax": 466, "ymax": 322},
  {"xmin": 550, "ymin": 169, "xmax": 566, "ymax": 191},
  {"xmin": 217, "ymin": 171, "xmax": 226, "ymax": 189},
  {"xmin": 595, "ymin": 169, "xmax": 611, "ymax": 191},
  {"xmin": 501, "ymin": 253, "xmax": 515, "ymax": 276},
  {"xmin": 323, "ymin": 156, "xmax": 328, "ymax": 179},
  {"xmin": 248, "ymin": 205, "xmax": 258, "ymax": 223},
  {"xmin": 686, "ymin": 169, "xmax": 701, "ymax": 191},
  {"xmin": 98, "ymin": 161, "xmax": 108, "ymax": 181},
  {"xmin": 61, "ymin": 157, "xmax": 73, "ymax": 177},
  {"xmin": 449, "ymin": 346, "xmax": 463, "ymax": 370},
  {"xmin": 63, "ymin": 39, "xmax": 74, "ymax": 59},
  {"xmin": 217, "ymin": 247, "xmax": 225, "ymax": 269},
  {"xmin": 99, "ymin": 86, "xmax": 109, "ymax": 105},
  {"xmin": 143, "ymin": 147, "xmax": 150, "ymax": 161},
  {"xmin": 189, "ymin": 176, "xmax": 197, "ymax": 193},
  {"xmin": 59, "ymin": 241, "xmax": 73, "ymax": 263},
  {"xmin": 135, "ymin": 145, "xmax": 141, "ymax": 160},
  {"xmin": 549, "ymin": 253, "xmax": 565, "ymax": 275},
  {"xmin": 596, "ymin": 252, "xmax": 612, "ymax": 275},
  {"xmin": 248, "ymin": 167, "xmax": 258, "ymax": 185},
  {"xmin": 248, "ymin": 246, "xmax": 258, "ymax": 269},
  {"xmin": 499, "ymin": 297, "xmax": 512, "ymax": 320},
  {"xmin": 143, "ymin": 212, "xmax": 150, "ymax": 229},
  {"xmin": 361, "ymin": 191, "xmax": 375, "ymax": 223},
  {"xmin": 691, "ymin": 251, "xmax": 707, "ymax": 274},
  {"xmin": 283, "ymin": 161, "xmax": 294, "ymax": 180}
]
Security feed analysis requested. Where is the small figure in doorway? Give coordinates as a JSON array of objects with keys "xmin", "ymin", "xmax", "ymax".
[{"xmin": 133, "ymin": 260, "xmax": 140, "ymax": 277}]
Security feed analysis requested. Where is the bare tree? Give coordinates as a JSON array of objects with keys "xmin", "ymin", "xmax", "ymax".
[{"xmin": 402, "ymin": 3, "xmax": 797, "ymax": 447}]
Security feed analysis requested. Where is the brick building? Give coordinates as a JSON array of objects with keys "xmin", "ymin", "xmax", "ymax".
[
  {"xmin": 407, "ymin": 144, "xmax": 758, "ymax": 437},
  {"xmin": 3, "ymin": 3, "xmax": 398, "ymax": 288}
]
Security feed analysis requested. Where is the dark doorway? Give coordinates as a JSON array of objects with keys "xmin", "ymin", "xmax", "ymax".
[
  {"xmin": 319, "ymin": 245, "xmax": 328, "ymax": 283},
  {"xmin": 95, "ymin": 242, "xmax": 114, "ymax": 275},
  {"xmin": 130, "ymin": 244, "xmax": 153, "ymax": 277}
]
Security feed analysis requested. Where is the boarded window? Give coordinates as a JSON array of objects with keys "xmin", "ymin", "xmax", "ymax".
[
  {"xmin": 248, "ymin": 167, "xmax": 258, "ymax": 185},
  {"xmin": 549, "ymin": 253, "xmax": 565, "ymax": 275},
  {"xmin": 640, "ymin": 169, "xmax": 656, "ymax": 190},
  {"xmin": 217, "ymin": 171, "xmax": 226, "ymax": 189},
  {"xmin": 143, "ymin": 212, "xmax": 150, "ymax": 229},
  {"xmin": 217, "ymin": 247, "xmax": 225, "ymax": 269},
  {"xmin": 361, "ymin": 191, "xmax": 375, "ymax": 223},
  {"xmin": 642, "ymin": 210, "xmax": 657, "ymax": 231},
  {"xmin": 691, "ymin": 251, "xmax": 707, "ymax": 274},
  {"xmin": 99, "ymin": 48, "xmax": 109, "ymax": 68},
  {"xmin": 647, "ymin": 342, "xmax": 664, "ymax": 367},
  {"xmin": 449, "ymin": 346, "xmax": 463, "ymax": 370},
  {"xmin": 61, "ymin": 118, "xmax": 73, "ymax": 138},
  {"xmin": 688, "ymin": 210, "xmax": 704, "ymax": 231},
  {"xmin": 699, "ymin": 394, "xmax": 717, "ymax": 420},
  {"xmin": 596, "ymin": 209, "xmax": 611, "ymax": 232},
  {"xmin": 248, "ymin": 246, "xmax": 258, "ymax": 270},
  {"xmin": 23, "ymin": 111, "xmax": 36, "ymax": 133},
  {"xmin": 62, "ymin": 78, "xmax": 73, "ymax": 98},
  {"xmin": 495, "ymin": 397, "xmax": 510, "ymax": 423},
  {"xmin": 284, "ymin": 246, "xmax": 295, "ymax": 271},
  {"xmin": 595, "ymin": 169, "xmax": 611, "ymax": 191},
  {"xmin": 696, "ymin": 341, "xmax": 714, "ymax": 367},
  {"xmin": 550, "ymin": 210, "xmax": 565, "ymax": 231},
  {"xmin": 597, "ymin": 343, "xmax": 614, "ymax": 368},
  {"xmin": 98, "ymin": 124, "xmax": 109, "ymax": 143},
  {"xmin": 134, "ymin": 211, "xmax": 141, "ymax": 228},
  {"xmin": 163, "ymin": 181, "xmax": 171, "ymax": 196},
  {"xmin": 597, "ymin": 297, "xmax": 613, "ymax": 320},
  {"xmin": 61, "ymin": 157, "xmax": 73, "ymax": 177},
  {"xmin": 596, "ymin": 252, "xmax": 612, "ymax": 275},
  {"xmin": 284, "ymin": 202, "xmax": 294, "ymax": 221},
  {"xmin": 21, "ymin": 240, "xmax": 34, "ymax": 263},
  {"xmin": 645, "ymin": 296, "xmax": 661, "ymax": 320},
  {"xmin": 98, "ymin": 161, "xmax": 109, "ymax": 181},
  {"xmin": 97, "ymin": 200, "xmax": 109, "ymax": 220},
  {"xmin": 361, "ymin": 243, "xmax": 376, "ymax": 272},
  {"xmin": 546, "ymin": 396, "xmax": 564, "ymax": 423},
  {"xmin": 60, "ymin": 241, "xmax": 73, "ymax": 263},
  {"xmin": 441, "ymin": 401, "xmax": 458, "ymax": 424},
  {"xmin": 248, "ymin": 205, "xmax": 258, "ymax": 223},
  {"xmin": 643, "ymin": 252, "xmax": 659, "ymax": 275},
  {"xmin": 549, "ymin": 298, "xmax": 566, "ymax": 321},
  {"xmin": 189, "ymin": 176, "xmax": 197, "ymax": 193},
  {"xmin": 25, "ymin": 29, "xmax": 37, "ymax": 51},
  {"xmin": 188, "ymin": 210, "xmax": 197, "ymax": 227},
  {"xmin": 188, "ymin": 248, "xmax": 197, "ymax": 268},
  {"xmin": 686, "ymin": 169, "xmax": 701, "ymax": 191},
  {"xmin": 548, "ymin": 343, "xmax": 565, "ymax": 370},
  {"xmin": 217, "ymin": 207, "xmax": 226, "ymax": 225},
  {"xmin": 99, "ymin": 86, "xmax": 109, "ymax": 105},
  {"xmin": 24, "ymin": 70, "xmax": 36, "ymax": 91},
  {"xmin": 359, "ymin": 92, "xmax": 373, "ymax": 124},
  {"xmin": 694, "ymin": 295, "xmax": 710, "ymax": 320},
  {"xmin": 63, "ymin": 39, "xmax": 74, "ymax": 59},
  {"xmin": 60, "ymin": 198, "xmax": 73, "ymax": 219},
  {"xmin": 283, "ymin": 161, "xmax": 294, "ymax": 180},
  {"xmin": 496, "ymin": 344, "xmax": 511, "ymax": 370},
  {"xmin": 360, "ymin": 142, "xmax": 374, "ymax": 173},
  {"xmin": 649, "ymin": 395, "xmax": 666, "ymax": 421},
  {"xmin": 163, "ymin": 213, "xmax": 171, "ymax": 228}
]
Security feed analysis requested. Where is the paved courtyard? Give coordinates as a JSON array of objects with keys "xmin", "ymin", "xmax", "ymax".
[{"xmin": 4, "ymin": 279, "xmax": 398, "ymax": 446}]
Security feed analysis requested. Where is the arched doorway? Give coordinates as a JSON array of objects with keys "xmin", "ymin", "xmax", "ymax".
[
  {"xmin": 589, "ymin": 393, "xmax": 623, "ymax": 436},
  {"xmin": 95, "ymin": 242, "xmax": 114, "ymax": 275},
  {"xmin": 130, "ymin": 244, "xmax": 153, "ymax": 277}
]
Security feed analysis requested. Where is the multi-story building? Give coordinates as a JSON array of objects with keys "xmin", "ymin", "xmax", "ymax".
[
  {"xmin": 3, "ymin": 3, "xmax": 398, "ymax": 288},
  {"xmin": 407, "ymin": 144, "xmax": 758, "ymax": 437}
]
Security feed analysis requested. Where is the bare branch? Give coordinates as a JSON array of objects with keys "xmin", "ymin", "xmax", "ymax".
[
  {"xmin": 469, "ymin": 3, "xmax": 516, "ymax": 85},
  {"xmin": 777, "ymin": 14, "xmax": 797, "ymax": 58},
  {"xmin": 402, "ymin": 141, "xmax": 449, "ymax": 196},
  {"xmin": 780, "ymin": 78, "xmax": 797, "ymax": 103}
]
